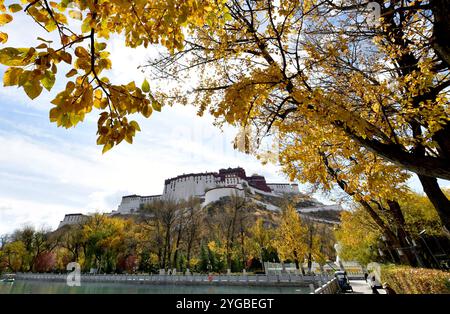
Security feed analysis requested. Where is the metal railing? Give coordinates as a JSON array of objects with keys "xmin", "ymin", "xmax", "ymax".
[
  {"xmin": 313, "ymin": 278, "xmax": 339, "ymax": 294},
  {"xmin": 15, "ymin": 272, "xmax": 333, "ymax": 286}
]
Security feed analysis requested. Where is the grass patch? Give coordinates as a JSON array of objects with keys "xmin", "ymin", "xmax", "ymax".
[{"xmin": 381, "ymin": 265, "xmax": 450, "ymax": 294}]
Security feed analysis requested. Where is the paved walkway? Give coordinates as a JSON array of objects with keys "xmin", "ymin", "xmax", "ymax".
[{"xmin": 350, "ymin": 280, "xmax": 386, "ymax": 294}]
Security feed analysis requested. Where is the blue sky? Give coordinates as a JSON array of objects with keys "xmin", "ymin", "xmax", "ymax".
[
  {"xmin": 0, "ymin": 86, "xmax": 290, "ymax": 234},
  {"xmin": 0, "ymin": 9, "xmax": 293, "ymax": 234},
  {"xmin": 0, "ymin": 6, "xmax": 448, "ymax": 235}
]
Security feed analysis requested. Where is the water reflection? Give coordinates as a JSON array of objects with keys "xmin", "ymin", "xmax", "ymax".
[{"xmin": 0, "ymin": 281, "xmax": 308, "ymax": 294}]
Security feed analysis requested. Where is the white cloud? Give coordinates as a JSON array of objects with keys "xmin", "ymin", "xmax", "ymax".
[
  {"xmin": 0, "ymin": 197, "xmax": 79, "ymax": 233},
  {"xmin": 107, "ymin": 34, "xmax": 159, "ymax": 84},
  {"xmin": 0, "ymin": 104, "xmax": 292, "ymax": 234}
]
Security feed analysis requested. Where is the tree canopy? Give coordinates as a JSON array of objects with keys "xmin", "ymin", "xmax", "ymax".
[
  {"xmin": 1, "ymin": 1, "xmax": 449, "ymax": 229},
  {"xmin": 144, "ymin": 0, "xmax": 450, "ymax": 230},
  {"xmin": 0, "ymin": 0, "xmax": 229, "ymax": 153}
]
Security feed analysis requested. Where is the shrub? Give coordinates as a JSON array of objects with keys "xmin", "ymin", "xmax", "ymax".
[{"xmin": 381, "ymin": 265, "xmax": 450, "ymax": 294}]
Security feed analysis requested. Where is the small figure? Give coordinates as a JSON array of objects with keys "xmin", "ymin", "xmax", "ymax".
[{"xmin": 369, "ymin": 274, "xmax": 382, "ymax": 294}]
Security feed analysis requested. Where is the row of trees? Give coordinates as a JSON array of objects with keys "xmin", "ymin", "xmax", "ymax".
[
  {"xmin": 0, "ymin": 196, "xmax": 336, "ymax": 274},
  {"xmin": 1, "ymin": 190, "xmax": 447, "ymax": 275},
  {"xmin": 336, "ymin": 189, "xmax": 450, "ymax": 268},
  {"xmin": 0, "ymin": 227, "xmax": 58, "ymax": 273}
]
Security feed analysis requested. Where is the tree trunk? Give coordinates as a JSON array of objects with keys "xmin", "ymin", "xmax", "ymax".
[
  {"xmin": 307, "ymin": 252, "xmax": 312, "ymax": 274},
  {"xmin": 172, "ymin": 224, "xmax": 183, "ymax": 271},
  {"xmin": 240, "ymin": 228, "xmax": 246, "ymax": 270},
  {"xmin": 186, "ymin": 236, "xmax": 193, "ymax": 270},
  {"xmin": 226, "ymin": 208, "xmax": 239, "ymax": 271},
  {"xmin": 157, "ymin": 248, "xmax": 163, "ymax": 269},
  {"xmin": 431, "ymin": 0, "xmax": 450, "ymax": 68},
  {"xmin": 360, "ymin": 200, "xmax": 413, "ymax": 265},
  {"xmin": 387, "ymin": 200, "xmax": 421, "ymax": 266},
  {"xmin": 162, "ymin": 228, "xmax": 171, "ymax": 269},
  {"xmin": 307, "ymin": 226, "xmax": 314, "ymax": 273},
  {"xmin": 293, "ymin": 254, "xmax": 299, "ymax": 272},
  {"xmin": 418, "ymin": 175, "xmax": 450, "ymax": 232},
  {"xmin": 321, "ymin": 151, "xmax": 415, "ymax": 265}
]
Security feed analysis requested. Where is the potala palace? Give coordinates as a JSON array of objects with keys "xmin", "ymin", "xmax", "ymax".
[
  {"xmin": 112, "ymin": 167, "xmax": 300, "ymax": 215},
  {"xmin": 58, "ymin": 167, "xmax": 341, "ymax": 228}
]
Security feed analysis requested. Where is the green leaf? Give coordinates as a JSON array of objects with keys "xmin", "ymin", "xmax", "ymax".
[
  {"xmin": 41, "ymin": 70, "xmax": 55, "ymax": 91},
  {"xmin": 8, "ymin": 4, "xmax": 22, "ymax": 13},
  {"xmin": 141, "ymin": 78, "xmax": 150, "ymax": 93},
  {"xmin": 152, "ymin": 100, "xmax": 162, "ymax": 112}
]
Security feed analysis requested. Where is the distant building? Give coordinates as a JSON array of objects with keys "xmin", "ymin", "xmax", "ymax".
[
  {"xmin": 113, "ymin": 167, "xmax": 300, "ymax": 214},
  {"xmin": 267, "ymin": 183, "xmax": 301, "ymax": 195},
  {"xmin": 57, "ymin": 213, "xmax": 89, "ymax": 229},
  {"xmin": 56, "ymin": 167, "xmax": 343, "ymax": 229},
  {"xmin": 297, "ymin": 204, "xmax": 342, "ymax": 213}
]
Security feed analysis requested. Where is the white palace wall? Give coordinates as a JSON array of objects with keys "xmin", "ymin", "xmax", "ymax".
[
  {"xmin": 267, "ymin": 183, "xmax": 299, "ymax": 195},
  {"xmin": 204, "ymin": 187, "xmax": 245, "ymax": 205},
  {"xmin": 163, "ymin": 174, "xmax": 217, "ymax": 201},
  {"xmin": 117, "ymin": 195, "xmax": 162, "ymax": 214},
  {"xmin": 116, "ymin": 168, "xmax": 300, "ymax": 214}
]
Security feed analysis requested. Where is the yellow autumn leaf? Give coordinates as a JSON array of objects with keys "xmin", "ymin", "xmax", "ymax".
[
  {"xmin": 0, "ymin": 32, "xmax": 7, "ymax": 44},
  {"xmin": 23, "ymin": 79, "xmax": 43, "ymax": 100},
  {"xmin": 68, "ymin": 10, "xmax": 82, "ymax": 21},
  {"xmin": 102, "ymin": 142, "xmax": 113, "ymax": 154},
  {"xmin": 129, "ymin": 120, "xmax": 141, "ymax": 131},
  {"xmin": 0, "ymin": 47, "xmax": 35, "ymax": 66},
  {"xmin": 3, "ymin": 66, "xmax": 22, "ymax": 86},
  {"xmin": 372, "ymin": 103, "xmax": 381, "ymax": 113},
  {"xmin": 0, "ymin": 13, "xmax": 12, "ymax": 26},
  {"xmin": 142, "ymin": 103, "xmax": 152, "ymax": 118},
  {"xmin": 65, "ymin": 68, "xmax": 77, "ymax": 77}
]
